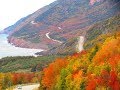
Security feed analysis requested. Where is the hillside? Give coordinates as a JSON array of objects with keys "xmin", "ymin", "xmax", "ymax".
[
  {"xmin": 5, "ymin": 0, "xmax": 120, "ymax": 50},
  {"xmin": 0, "ymin": 20, "xmax": 120, "ymax": 90},
  {"xmin": 39, "ymin": 30, "xmax": 120, "ymax": 90},
  {"xmin": 37, "ymin": 13, "xmax": 120, "ymax": 55},
  {"xmin": 1, "ymin": 12, "xmax": 119, "ymax": 75},
  {"xmin": 0, "ymin": 0, "xmax": 120, "ymax": 89},
  {"xmin": 2, "ymin": 16, "xmax": 29, "ymax": 34}
]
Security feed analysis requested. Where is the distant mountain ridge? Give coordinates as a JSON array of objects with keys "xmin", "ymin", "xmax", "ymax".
[
  {"xmin": 3, "ymin": 0, "xmax": 120, "ymax": 50},
  {"xmin": 3, "ymin": 16, "xmax": 29, "ymax": 34}
]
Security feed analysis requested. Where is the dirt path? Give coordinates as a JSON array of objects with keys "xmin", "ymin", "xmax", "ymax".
[{"xmin": 14, "ymin": 84, "xmax": 39, "ymax": 90}]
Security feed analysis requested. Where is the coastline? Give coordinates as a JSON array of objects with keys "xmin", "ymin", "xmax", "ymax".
[{"xmin": 0, "ymin": 34, "xmax": 44, "ymax": 59}]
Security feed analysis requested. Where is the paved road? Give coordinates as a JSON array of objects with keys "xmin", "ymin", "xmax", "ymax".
[
  {"xmin": 14, "ymin": 84, "xmax": 39, "ymax": 90},
  {"xmin": 78, "ymin": 36, "xmax": 84, "ymax": 52},
  {"xmin": 46, "ymin": 32, "xmax": 62, "ymax": 43}
]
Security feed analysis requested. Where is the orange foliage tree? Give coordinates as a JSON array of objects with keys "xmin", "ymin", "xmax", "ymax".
[{"xmin": 42, "ymin": 58, "xmax": 68, "ymax": 89}]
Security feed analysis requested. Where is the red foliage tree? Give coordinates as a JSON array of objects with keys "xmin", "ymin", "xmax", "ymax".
[
  {"xmin": 42, "ymin": 58, "xmax": 68, "ymax": 89},
  {"xmin": 109, "ymin": 71, "xmax": 120, "ymax": 90}
]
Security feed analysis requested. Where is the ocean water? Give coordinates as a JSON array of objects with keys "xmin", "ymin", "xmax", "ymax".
[{"xmin": 0, "ymin": 34, "xmax": 43, "ymax": 59}]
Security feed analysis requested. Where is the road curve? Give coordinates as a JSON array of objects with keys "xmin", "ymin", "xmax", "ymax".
[
  {"xmin": 46, "ymin": 32, "xmax": 62, "ymax": 43},
  {"xmin": 14, "ymin": 84, "xmax": 39, "ymax": 90}
]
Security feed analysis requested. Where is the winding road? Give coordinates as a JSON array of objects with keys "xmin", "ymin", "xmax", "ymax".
[
  {"xmin": 31, "ymin": 21, "xmax": 37, "ymax": 25},
  {"xmin": 46, "ymin": 32, "xmax": 62, "ymax": 43},
  {"xmin": 45, "ymin": 32, "xmax": 84, "ymax": 52},
  {"xmin": 46, "ymin": 32, "xmax": 84, "ymax": 52},
  {"xmin": 14, "ymin": 84, "xmax": 39, "ymax": 90}
]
